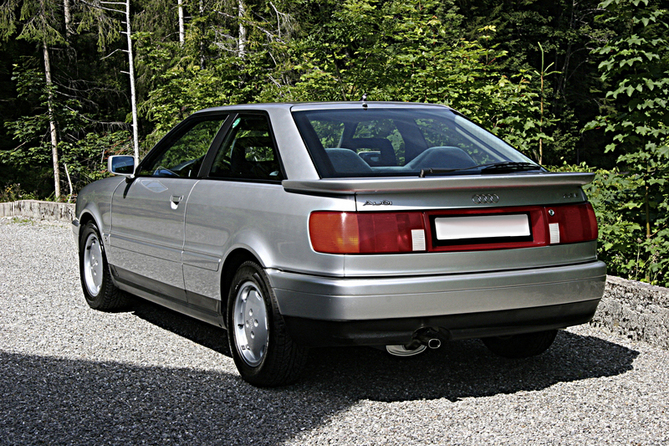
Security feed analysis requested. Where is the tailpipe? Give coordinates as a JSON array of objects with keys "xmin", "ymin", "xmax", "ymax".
[
  {"xmin": 414, "ymin": 330, "xmax": 443, "ymax": 350},
  {"xmin": 385, "ymin": 328, "xmax": 444, "ymax": 357}
]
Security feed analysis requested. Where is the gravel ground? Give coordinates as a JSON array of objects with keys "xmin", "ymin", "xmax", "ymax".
[{"xmin": 1, "ymin": 217, "xmax": 668, "ymax": 445}]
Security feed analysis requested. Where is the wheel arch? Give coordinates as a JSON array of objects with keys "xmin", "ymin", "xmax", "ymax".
[
  {"xmin": 77, "ymin": 211, "xmax": 97, "ymax": 237},
  {"xmin": 77, "ymin": 208, "xmax": 123, "ymax": 288},
  {"xmin": 220, "ymin": 248, "xmax": 262, "ymax": 322},
  {"xmin": 76, "ymin": 208, "xmax": 108, "ymax": 252}
]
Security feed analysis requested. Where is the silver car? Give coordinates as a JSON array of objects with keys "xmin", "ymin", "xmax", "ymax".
[{"xmin": 73, "ymin": 102, "xmax": 606, "ymax": 386}]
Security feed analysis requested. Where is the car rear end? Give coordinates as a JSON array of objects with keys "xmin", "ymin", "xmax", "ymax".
[{"xmin": 271, "ymin": 103, "xmax": 605, "ymax": 352}]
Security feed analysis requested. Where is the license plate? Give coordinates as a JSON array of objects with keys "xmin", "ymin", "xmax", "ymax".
[{"xmin": 434, "ymin": 214, "xmax": 530, "ymax": 241}]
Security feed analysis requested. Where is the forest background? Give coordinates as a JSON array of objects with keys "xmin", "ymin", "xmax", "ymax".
[{"xmin": 0, "ymin": 0, "xmax": 667, "ymax": 285}]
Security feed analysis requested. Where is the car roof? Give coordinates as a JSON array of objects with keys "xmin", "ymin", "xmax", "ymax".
[{"xmin": 194, "ymin": 101, "xmax": 451, "ymax": 115}]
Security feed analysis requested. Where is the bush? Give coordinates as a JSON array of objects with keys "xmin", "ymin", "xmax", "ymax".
[
  {"xmin": 0, "ymin": 183, "xmax": 39, "ymax": 203},
  {"xmin": 552, "ymin": 163, "xmax": 668, "ymax": 287}
]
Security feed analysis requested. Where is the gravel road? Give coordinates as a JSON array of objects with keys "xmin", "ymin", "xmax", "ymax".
[{"xmin": 1, "ymin": 218, "xmax": 668, "ymax": 445}]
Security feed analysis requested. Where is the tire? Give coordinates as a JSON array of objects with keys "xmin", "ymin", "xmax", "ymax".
[
  {"xmin": 79, "ymin": 222, "xmax": 127, "ymax": 311},
  {"xmin": 227, "ymin": 261, "xmax": 308, "ymax": 387},
  {"xmin": 481, "ymin": 329, "xmax": 558, "ymax": 359}
]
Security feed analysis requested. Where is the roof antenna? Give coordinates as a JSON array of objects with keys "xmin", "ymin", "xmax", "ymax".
[{"xmin": 361, "ymin": 93, "xmax": 368, "ymax": 109}]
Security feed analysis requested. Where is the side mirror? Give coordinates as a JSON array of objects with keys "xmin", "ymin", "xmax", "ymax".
[{"xmin": 108, "ymin": 155, "xmax": 136, "ymax": 177}]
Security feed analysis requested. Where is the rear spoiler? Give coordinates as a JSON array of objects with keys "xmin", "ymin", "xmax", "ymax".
[{"xmin": 282, "ymin": 172, "xmax": 595, "ymax": 195}]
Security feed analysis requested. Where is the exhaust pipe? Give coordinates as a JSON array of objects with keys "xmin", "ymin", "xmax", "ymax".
[
  {"xmin": 415, "ymin": 329, "xmax": 444, "ymax": 350},
  {"xmin": 385, "ymin": 328, "xmax": 445, "ymax": 356}
]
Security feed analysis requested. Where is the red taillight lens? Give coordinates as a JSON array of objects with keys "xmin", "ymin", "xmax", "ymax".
[
  {"xmin": 309, "ymin": 211, "xmax": 425, "ymax": 254},
  {"xmin": 309, "ymin": 203, "xmax": 598, "ymax": 254},
  {"xmin": 547, "ymin": 203, "xmax": 598, "ymax": 244}
]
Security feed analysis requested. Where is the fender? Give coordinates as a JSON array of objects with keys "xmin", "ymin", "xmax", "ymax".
[{"xmin": 74, "ymin": 176, "xmax": 126, "ymax": 263}]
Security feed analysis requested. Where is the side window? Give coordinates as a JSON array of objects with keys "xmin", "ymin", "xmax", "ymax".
[
  {"xmin": 208, "ymin": 114, "xmax": 283, "ymax": 181},
  {"xmin": 139, "ymin": 118, "xmax": 226, "ymax": 178}
]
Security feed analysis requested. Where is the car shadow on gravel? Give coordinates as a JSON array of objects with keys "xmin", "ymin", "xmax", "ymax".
[
  {"xmin": 129, "ymin": 297, "xmax": 639, "ymax": 403},
  {"xmin": 0, "ymin": 350, "xmax": 348, "ymax": 445},
  {"xmin": 1, "ymin": 300, "xmax": 640, "ymax": 445},
  {"xmin": 300, "ymin": 331, "xmax": 639, "ymax": 403}
]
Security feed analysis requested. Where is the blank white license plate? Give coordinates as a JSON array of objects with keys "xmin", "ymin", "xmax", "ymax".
[{"xmin": 434, "ymin": 214, "xmax": 530, "ymax": 241}]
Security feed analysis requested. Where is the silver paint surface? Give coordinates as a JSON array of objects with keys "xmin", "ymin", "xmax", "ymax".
[{"xmin": 268, "ymin": 261, "xmax": 606, "ymax": 320}]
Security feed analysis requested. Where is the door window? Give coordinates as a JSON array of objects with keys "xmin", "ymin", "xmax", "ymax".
[{"xmin": 139, "ymin": 118, "xmax": 226, "ymax": 178}]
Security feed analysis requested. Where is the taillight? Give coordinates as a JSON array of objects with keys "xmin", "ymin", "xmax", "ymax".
[
  {"xmin": 546, "ymin": 203, "xmax": 598, "ymax": 244},
  {"xmin": 309, "ymin": 211, "xmax": 426, "ymax": 254},
  {"xmin": 309, "ymin": 203, "xmax": 598, "ymax": 254}
]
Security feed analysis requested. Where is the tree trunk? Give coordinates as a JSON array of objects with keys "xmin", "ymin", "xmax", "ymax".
[
  {"xmin": 199, "ymin": 0, "xmax": 205, "ymax": 68},
  {"xmin": 178, "ymin": 0, "xmax": 185, "ymax": 45},
  {"xmin": 238, "ymin": 0, "xmax": 246, "ymax": 59},
  {"xmin": 125, "ymin": 0, "xmax": 140, "ymax": 161},
  {"xmin": 63, "ymin": 0, "xmax": 73, "ymax": 38},
  {"xmin": 645, "ymin": 164, "xmax": 651, "ymax": 282},
  {"xmin": 43, "ymin": 42, "xmax": 61, "ymax": 199}
]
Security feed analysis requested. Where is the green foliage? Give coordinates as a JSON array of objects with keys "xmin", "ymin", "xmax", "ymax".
[
  {"xmin": 455, "ymin": 0, "xmax": 612, "ymax": 166},
  {"xmin": 2, "ymin": 63, "xmax": 132, "ymax": 196},
  {"xmin": 584, "ymin": 0, "xmax": 669, "ymax": 283},
  {"xmin": 553, "ymin": 163, "xmax": 669, "ymax": 287},
  {"xmin": 0, "ymin": 183, "xmax": 38, "ymax": 202},
  {"xmin": 5, "ymin": 65, "xmax": 81, "ymax": 148},
  {"xmin": 0, "ymin": 0, "xmax": 65, "ymax": 45},
  {"xmin": 134, "ymin": 0, "xmax": 293, "ymax": 148},
  {"xmin": 2, "ymin": 65, "xmax": 72, "ymax": 168},
  {"xmin": 266, "ymin": 1, "xmax": 552, "ymax": 162},
  {"xmin": 60, "ymin": 131, "xmax": 134, "ymax": 187},
  {"xmin": 587, "ymin": 0, "xmax": 669, "ymax": 157},
  {"xmin": 136, "ymin": 34, "xmax": 240, "ymax": 148}
]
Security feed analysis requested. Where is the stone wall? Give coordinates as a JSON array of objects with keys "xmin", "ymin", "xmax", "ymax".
[
  {"xmin": 592, "ymin": 275, "xmax": 669, "ymax": 350},
  {"xmin": 0, "ymin": 200, "xmax": 75, "ymax": 222}
]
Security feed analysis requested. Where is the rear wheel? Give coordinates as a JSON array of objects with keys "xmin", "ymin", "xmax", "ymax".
[
  {"xmin": 79, "ymin": 222, "xmax": 127, "ymax": 311},
  {"xmin": 227, "ymin": 261, "xmax": 308, "ymax": 386},
  {"xmin": 481, "ymin": 329, "xmax": 558, "ymax": 359}
]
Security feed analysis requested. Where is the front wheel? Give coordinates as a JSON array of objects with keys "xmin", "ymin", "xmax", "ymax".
[
  {"xmin": 227, "ymin": 261, "xmax": 308, "ymax": 386},
  {"xmin": 481, "ymin": 329, "xmax": 558, "ymax": 359},
  {"xmin": 79, "ymin": 222, "xmax": 127, "ymax": 311}
]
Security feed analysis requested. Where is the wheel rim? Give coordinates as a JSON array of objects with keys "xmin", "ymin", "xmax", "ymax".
[
  {"xmin": 233, "ymin": 280, "xmax": 269, "ymax": 367},
  {"xmin": 83, "ymin": 233, "xmax": 104, "ymax": 297}
]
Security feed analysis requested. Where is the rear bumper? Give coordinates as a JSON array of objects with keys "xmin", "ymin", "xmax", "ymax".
[{"xmin": 267, "ymin": 261, "xmax": 606, "ymax": 346}]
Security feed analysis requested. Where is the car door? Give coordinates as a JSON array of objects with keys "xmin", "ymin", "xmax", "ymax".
[
  {"xmin": 109, "ymin": 114, "xmax": 228, "ymax": 302},
  {"xmin": 182, "ymin": 113, "xmax": 286, "ymax": 311}
]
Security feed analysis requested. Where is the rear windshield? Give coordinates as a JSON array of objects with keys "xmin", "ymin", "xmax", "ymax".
[{"xmin": 292, "ymin": 107, "xmax": 536, "ymax": 178}]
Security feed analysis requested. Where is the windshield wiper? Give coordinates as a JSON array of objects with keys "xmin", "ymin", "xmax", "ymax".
[
  {"xmin": 419, "ymin": 161, "xmax": 541, "ymax": 178},
  {"xmin": 419, "ymin": 164, "xmax": 483, "ymax": 177},
  {"xmin": 479, "ymin": 161, "xmax": 542, "ymax": 174}
]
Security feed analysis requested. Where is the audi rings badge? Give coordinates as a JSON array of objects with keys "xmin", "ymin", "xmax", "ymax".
[{"xmin": 472, "ymin": 193, "xmax": 500, "ymax": 204}]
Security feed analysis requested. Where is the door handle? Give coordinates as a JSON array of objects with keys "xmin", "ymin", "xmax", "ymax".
[{"xmin": 170, "ymin": 195, "xmax": 184, "ymax": 210}]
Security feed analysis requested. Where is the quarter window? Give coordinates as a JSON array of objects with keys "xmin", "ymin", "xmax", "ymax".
[{"xmin": 208, "ymin": 115, "xmax": 283, "ymax": 181}]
